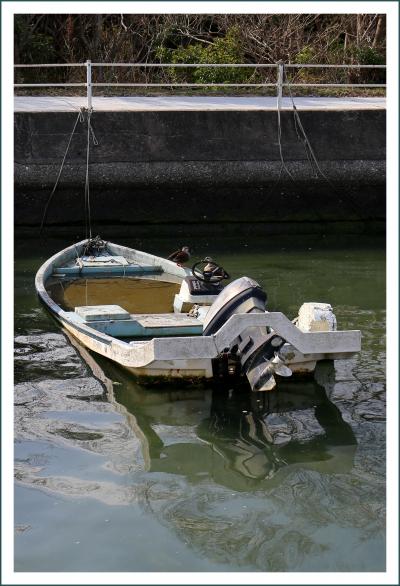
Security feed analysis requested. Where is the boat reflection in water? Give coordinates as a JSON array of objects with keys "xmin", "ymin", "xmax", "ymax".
[
  {"xmin": 195, "ymin": 382, "xmax": 357, "ymax": 486},
  {"xmin": 66, "ymin": 330, "xmax": 357, "ymax": 490}
]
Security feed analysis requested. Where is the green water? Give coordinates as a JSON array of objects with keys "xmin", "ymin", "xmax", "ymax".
[{"xmin": 14, "ymin": 232, "xmax": 386, "ymax": 572}]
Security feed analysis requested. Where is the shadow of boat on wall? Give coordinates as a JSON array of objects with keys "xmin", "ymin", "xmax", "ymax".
[{"xmin": 65, "ymin": 330, "xmax": 357, "ymax": 491}]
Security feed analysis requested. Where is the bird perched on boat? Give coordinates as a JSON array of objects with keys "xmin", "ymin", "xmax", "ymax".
[{"xmin": 167, "ymin": 246, "xmax": 191, "ymax": 266}]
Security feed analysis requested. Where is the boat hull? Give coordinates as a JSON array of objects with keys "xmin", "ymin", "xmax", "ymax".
[
  {"xmin": 59, "ymin": 307, "xmax": 214, "ymax": 381},
  {"xmin": 35, "ymin": 238, "xmax": 361, "ymax": 389}
]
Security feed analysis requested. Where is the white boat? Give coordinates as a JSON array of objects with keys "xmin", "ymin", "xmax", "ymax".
[{"xmin": 35, "ymin": 236, "xmax": 361, "ymax": 391}]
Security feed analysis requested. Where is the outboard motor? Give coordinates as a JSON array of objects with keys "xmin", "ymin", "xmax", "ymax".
[{"xmin": 203, "ymin": 277, "xmax": 292, "ymax": 391}]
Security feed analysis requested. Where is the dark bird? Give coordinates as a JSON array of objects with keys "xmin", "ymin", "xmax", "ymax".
[{"xmin": 167, "ymin": 246, "xmax": 191, "ymax": 266}]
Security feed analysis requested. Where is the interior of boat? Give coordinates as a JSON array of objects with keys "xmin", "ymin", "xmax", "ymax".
[
  {"xmin": 46, "ymin": 274, "xmax": 205, "ymax": 341},
  {"xmin": 40, "ymin": 233, "xmax": 241, "ymax": 343}
]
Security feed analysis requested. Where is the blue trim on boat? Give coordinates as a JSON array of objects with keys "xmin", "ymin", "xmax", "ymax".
[
  {"xmin": 65, "ymin": 311, "xmax": 203, "ymax": 338},
  {"xmin": 53, "ymin": 265, "xmax": 163, "ymax": 277}
]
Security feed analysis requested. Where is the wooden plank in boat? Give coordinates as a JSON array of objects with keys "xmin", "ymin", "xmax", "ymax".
[
  {"xmin": 132, "ymin": 314, "xmax": 202, "ymax": 329},
  {"xmin": 70, "ymin": 310, "xmax": 203, "ymax": 337}
]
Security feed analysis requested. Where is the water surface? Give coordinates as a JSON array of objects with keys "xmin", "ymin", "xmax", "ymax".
[
  {"xmin": 14, "ymin": 232, "xmax": 386, "ymax": 572},
  {"xmin": 47, "ymin": 277, "xmax": 180, "ymax": 314}
]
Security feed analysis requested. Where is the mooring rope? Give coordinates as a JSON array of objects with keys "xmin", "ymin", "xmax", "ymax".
[
  {"xmin": 39, "ymin": 108, "xmax": 85, "ymax": 234},
  {"xmin": 276, "ymin": 81, "xmax": 295, "ymax": 182},
  {"xmin": 84, "ymin": 108, "xmax": 99, "ymax": 240},
  {"xmin": 85, "ymin": 110, "xmax": 92, "ymax": 239},
  {"xmin": 40, "ymin": 107, "xmax": 99, "ymax": 237},
  {"xmin": 285, "ymin": 67, "xmax": 333, "ymax": 183},
  {"xmin": 284, "ymin": 65, "xmax": 365, "ymax": 221},
  {"xmin": 275, "ymin": 66, "xmax": 324, "ymax": 222}
]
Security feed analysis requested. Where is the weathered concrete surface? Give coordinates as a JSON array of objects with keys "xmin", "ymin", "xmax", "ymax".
[
  {"xmin": 14, "ymin": 99, "xmax": 385, "ymax": 232},
  {"xmin": 14, "ymin": 95, "xmax": 386, "ymax": 112}
]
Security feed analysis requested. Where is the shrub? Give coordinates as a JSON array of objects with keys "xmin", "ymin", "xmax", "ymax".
[{"xmin": 156, "ymin": 27, "xmax": 255, "ymax": 86}]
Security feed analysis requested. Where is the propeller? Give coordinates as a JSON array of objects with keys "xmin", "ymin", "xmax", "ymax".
[
  {"xmin": 247, "ymin": 352, "xmax": 292, "ymax": 392},
  {"xmin": 271, "ymin": 353, "xmax": 292, "ymax": 377}
]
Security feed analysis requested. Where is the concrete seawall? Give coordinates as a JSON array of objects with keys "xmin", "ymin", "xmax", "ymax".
[{"xmin": 14, "ymin": 98, "xmax": 385, "ymax": 234}]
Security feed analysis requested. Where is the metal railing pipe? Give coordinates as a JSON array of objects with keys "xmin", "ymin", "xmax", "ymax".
[
  {"xmin": 14, "ymin": 63, "xmax": 86, "ymax": 68},
  {"xmin": 283, "ymin": 83, "xmax": 386, "ymax": 88},
  {"xmin": 13, "ymin": 62, "xmax": 386, "ymax": 70},
  {"xmin": 13, "ymin": 61, "xmax": 386, "ymax": 104},
  {"xmin": 277, "ymin": 62, "xmax": 284, "ymax": 109},
  {"xmin": 285, "ymin": 63, "xmax": 386, "ymax": 69},
  {"xmin": 14, "ymin": 83, "xmax": 87, "ymax": 87},
  {"xmin": 86, "ymin": 59, "xmax": 92, "ymax": 110},
  {"xmin": 92, "ymin": 82, "xmax": 277, "ymax": 87},
  {"xmin": 90, "ymin": 62, "xmax": 277, "ymax": 68}
]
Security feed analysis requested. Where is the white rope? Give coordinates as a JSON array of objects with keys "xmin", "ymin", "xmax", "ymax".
[
  {"xmin": 84, "ymin": 108, "xmax": 100, "ymax": 239},
  {"xmin": 276, "ymin": 110, "xmax": 295, "ymax": 181},
  {"xmin": 284, "ymin": 66, "xmax": 364, "ymax": 220},
  {"xmin": 285, "ymin": 67, "xmax": 331, "ymax": 182},
  {"xmin": 274, "ymin": 66, "xmax": 323, "ymax": 221},
  {"xmin": 276, "ymin": 69, "xmax": 295, "ymax": 182},
  {"xmin": 85, "ymin": 110, "xmax": 92, "ymax": 239},
  {"xmin": 40, "ymin": 108, "xmax": 85, "ymax": 234}
]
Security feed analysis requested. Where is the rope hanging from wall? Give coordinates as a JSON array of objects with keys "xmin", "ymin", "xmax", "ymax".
[{"xmin": 39, "ymin": 107, "xmax": 98, "ymax": 237}]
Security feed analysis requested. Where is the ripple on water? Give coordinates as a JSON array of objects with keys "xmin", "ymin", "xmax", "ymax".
[
  {"xmin": 14, "ymin": 377, "xmax": 147, "ymax": 478},
  {"xmin": 14, "ymin": 331, "xmax": 149, "ymax": 487},
  {"xmin": 134, "ymin": 465, "xmax": 384, "ymax": 572},
  {"xmin": 14, "ymin": 332, "xmax": 88, "ymax": 382}
]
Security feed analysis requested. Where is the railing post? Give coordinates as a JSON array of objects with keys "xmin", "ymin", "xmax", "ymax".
[
  {"xmin": 86, "ymin": 59, "xmax": 92, "ymax": 110},
  {"xmin": 277, "ymin": 60, "xmax": 284, "ymax": 108}
]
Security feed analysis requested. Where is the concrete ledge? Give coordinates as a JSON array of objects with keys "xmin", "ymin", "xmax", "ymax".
[{"xmin": 14, "ymin": 96, "xmax": 386, "ymax": 112}]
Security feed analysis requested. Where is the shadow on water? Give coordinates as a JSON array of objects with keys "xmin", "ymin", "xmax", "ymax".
[
  {"xmin": 69, "ymin": 332, "xmax": 357, "ymax": 492},
  {"xmin": 119, "ymin": 380, "xmax": 357, "ymax": 492},
  {"xmin": 198, "ymin": 382, "xmax": 357, "ymax": 483}
]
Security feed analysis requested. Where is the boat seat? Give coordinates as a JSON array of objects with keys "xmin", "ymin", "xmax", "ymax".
[
  {"xmin": 75, "ymin": 305, "xmax": 131, "ymax": 322},
  {"xmin": 71, "ymin": 306, "xmax": 203, "ymax": 338}
]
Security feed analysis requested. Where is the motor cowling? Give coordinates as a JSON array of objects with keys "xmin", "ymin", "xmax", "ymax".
[{"xmin": 203, "ymin": 277, "xmax": 291, "ymax": 391}]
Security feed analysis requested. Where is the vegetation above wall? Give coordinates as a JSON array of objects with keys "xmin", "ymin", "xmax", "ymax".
[{"xmin": 14, "ymin": 14, "xmax": 386, "ymax": 95}]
